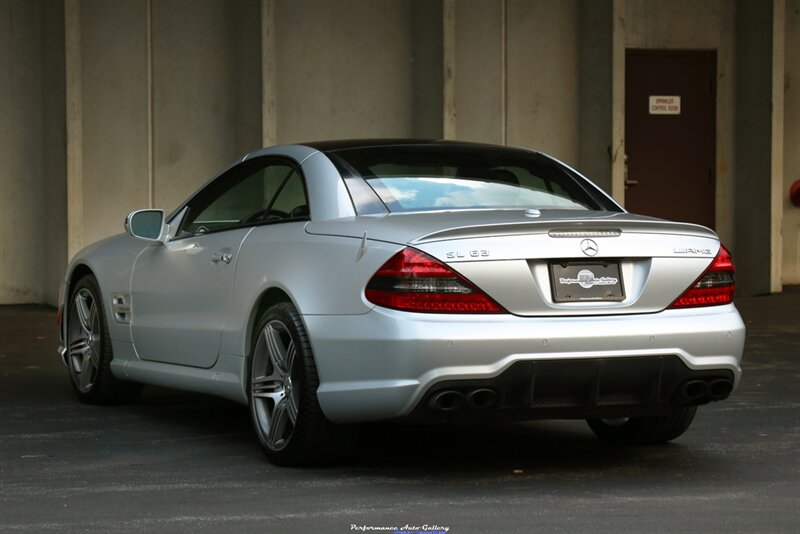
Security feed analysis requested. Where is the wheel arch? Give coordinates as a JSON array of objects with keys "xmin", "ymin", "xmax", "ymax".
[
  {"xmin": 68, "ymin": 263, "xmax": 96, "ymax": 292},
  {"xmin": 61, "ymin": 263, "xmax": 97, "ymax": 342},
  {"xmin": 245, "ymin": 286, "xmax": 296, "ymax": 358}
]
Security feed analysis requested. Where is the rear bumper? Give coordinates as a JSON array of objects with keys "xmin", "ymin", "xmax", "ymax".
[
  {"xmin": 411, "ymin": 355, "xmax": 734, "ymax": 422},
  {"xmin": 304, "ymin": 304, "xmax": 745, "ymax": 423}
]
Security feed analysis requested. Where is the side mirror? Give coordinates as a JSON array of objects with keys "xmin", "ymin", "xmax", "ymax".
[{"xmin": 125, "ymin": 209, "xmax": 165, "ymax": 242}]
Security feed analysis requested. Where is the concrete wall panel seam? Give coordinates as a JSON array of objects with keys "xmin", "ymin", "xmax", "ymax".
[
  {"xmin": 147, "ymin": 0, "xmax": 154, "ymax": 209},
  {"xmin": 500, "ymin": 0, "xmax": 507, "ymax": 146},
  {"xmin": 611, "ymin": 0, "xmax": 626, "ymax": 203},
  {"xmin": 771, "ymin": 0, "xmax": 785, "ymax": 291},
  {"xmin": 65, "ymin": 0, "xmax": 83, "ymax": 263},
  {"xmin": 262, "ymin": 0, "xmax": 276, "ymax": 147},
  {"xmin": 443, "ymin": 0, "xmax": 456, "ymax": 139}
]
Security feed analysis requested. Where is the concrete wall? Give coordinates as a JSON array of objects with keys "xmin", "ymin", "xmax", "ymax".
[
  {"xmin": 733, "ymin": 0, "xmax": 776, "ymax": 295},
  {"xmin": 452, "ymin": 0, "xmax": 584, "ymax": 166},
  {"xmin": 451, "ymin": 0, "xmax": 611, "ymax": 189},
  {"xmin": 410, "ymin": 0, "xmax": 444, "ymax": 138},
  {"xmin": 75, "ymin": 0, "xmax": 262, "ymax": 252},
  {"xmin": 507, "ymin": 0, "xmax": 580, "ymax": 163},
  {"xmin": 784, "ymin": 0, "xmax": 800, "ymax": 283},
  {"xmin": 274, "ymin": 0, "xmax": 438, "ymax": 143},
  {"xmin": 42, "ymin": 1, "xmax": 68, "ymax": 306},
  {"xmin": 577, "ymin": 0, "xmax": 613, "ymax": 192},
  {"xmin": 452, "ymin": 0, "xmax": 504, "ymax": 145},
  {"xmin": 80, "ymin": 0, "xmax": 149, "ymax": 247},
  {"xmin": 0, "ymin": 0, "xmax": 66, "ymax": 304},
  {"xmin": 152, "ymin": 0, "xmax": 262, "ymax": 213}
]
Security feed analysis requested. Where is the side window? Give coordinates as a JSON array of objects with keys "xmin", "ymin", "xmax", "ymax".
[
  {"xmin": 269, "ymin": 171, "xmax": 309, "ymax": 219},
  {"xmin": 176, "ymin": 160, "xmax": 308, "ymax": 239}
]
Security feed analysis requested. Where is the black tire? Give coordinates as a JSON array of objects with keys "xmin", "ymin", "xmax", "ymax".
[
  {"xmin": 248, "ymin": 302, "xmax": 355, "ymax": 465},
  {"xmin": 586, "ymin": 406, "xmax": 698, "ymax": 445},
  {"xmin": 66, "ymin": 275, "xmax": 143, "ymax": 404}
]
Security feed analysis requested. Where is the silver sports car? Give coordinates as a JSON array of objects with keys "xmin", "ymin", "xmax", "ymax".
[{"xmin": 58, "ymin": 140, "xmax": 745, "ymax": 465}]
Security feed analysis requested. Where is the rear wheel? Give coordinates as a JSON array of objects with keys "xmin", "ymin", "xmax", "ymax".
[
  {"xmin": 249, "ymin": 302, "xmax": 354, "ymax": 465},
  {"xmin": 586, "ymin": 406, "xmax": 697, "ymax": 445},
  {"xmin": 66, "ymin": 275, "xmax": 143, "ymax": 404}
]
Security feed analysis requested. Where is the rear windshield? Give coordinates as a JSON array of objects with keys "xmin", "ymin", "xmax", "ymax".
[{"xmin": 328, "ymin": 145, "xmax": 616, "ymax": 213}]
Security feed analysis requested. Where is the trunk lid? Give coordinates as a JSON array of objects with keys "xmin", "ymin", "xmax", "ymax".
[{"xmin": 306, "ymin": 210, "xmax": 720, "ymax": 315}]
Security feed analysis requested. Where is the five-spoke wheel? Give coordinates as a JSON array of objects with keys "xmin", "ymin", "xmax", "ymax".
[
  {"xmin": 251, "ymin": 320, "xmax": 301, "ymax": 451},
  {"xmin": 249, "ymin": 302, "xmax": 354, "ymax": 465},
  {"xmin": 67, "ymin": 288, "xmax": 102, "ymax": 393},
  {"xmin": 65, "ymin": 275, "xmax": 142, "ymax": 404}
]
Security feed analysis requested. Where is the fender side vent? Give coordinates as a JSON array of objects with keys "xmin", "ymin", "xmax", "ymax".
[{"xmin": 111, "ymin": 294, "xmax": 131, "ymax": 324}]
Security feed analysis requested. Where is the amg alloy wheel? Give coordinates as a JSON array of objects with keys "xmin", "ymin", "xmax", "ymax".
[
  {"xmin": 68, "ymin": 287, "xmax": 102, "ymax": 394},
  {"xmin": 249, "ymin": 302, "xmax": 353, "ymax": 465},
  {"xmin": 251, "ymin": 318, "xmax": 301, "ymax": 452},
  {"xmin": 66, "ymin": 275, "xmax": 142, "ymax": 404}
]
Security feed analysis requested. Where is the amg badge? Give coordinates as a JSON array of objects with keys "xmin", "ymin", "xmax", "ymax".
[{"xmin": 674, "ymin": 247, "xmax": 713, "ymax": 255}]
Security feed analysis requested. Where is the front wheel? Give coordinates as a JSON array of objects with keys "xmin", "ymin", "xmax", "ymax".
[
  {"xmin": 249, "ymin": 302, "xmax": 354, "ymax": 465},
  {"xmin": 66, "ymin": 275, "xmax": 143, "ymax": 404},
  {"xmin": 586, "ymin": 406, "xmax": 698, "ymax": 445}
]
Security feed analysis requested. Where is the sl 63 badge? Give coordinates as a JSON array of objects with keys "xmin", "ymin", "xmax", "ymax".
[{"xmin": 446, "ymin": 250, "xmax": 490, "ymax": 259}]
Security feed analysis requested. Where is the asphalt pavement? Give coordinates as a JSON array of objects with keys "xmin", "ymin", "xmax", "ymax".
[{"xmin": 1, "ymin": 289, "xmax": 798, "ymax": 533}]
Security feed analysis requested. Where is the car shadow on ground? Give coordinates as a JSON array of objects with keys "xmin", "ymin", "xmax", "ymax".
[
  {"xmin": 346, "ymin": 421, "xmax": 727, "ymax": 480},
  {"xmin": 121, "ymin": 385, "xmax": 725, "ymax": 480}
]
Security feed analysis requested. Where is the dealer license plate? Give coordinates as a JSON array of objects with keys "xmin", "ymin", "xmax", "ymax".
[{"xmin": 549, "ymin": 261, "xmax": 625, "ymax": 302}]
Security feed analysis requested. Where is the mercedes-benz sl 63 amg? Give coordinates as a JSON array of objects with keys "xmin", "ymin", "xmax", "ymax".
[{"xmin": 58, "ymin": 140, "xmax": 745, "ymax": 465}]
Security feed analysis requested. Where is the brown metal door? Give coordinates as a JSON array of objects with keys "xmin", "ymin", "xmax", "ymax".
[{"xmin": 625, "ymin": 50, "xmax": 716, "ymax": 228}]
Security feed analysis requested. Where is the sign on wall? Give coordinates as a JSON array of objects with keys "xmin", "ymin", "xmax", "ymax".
[{"xmin": 648, "ymin": 95, "xmax": 681, "ymax": 115}]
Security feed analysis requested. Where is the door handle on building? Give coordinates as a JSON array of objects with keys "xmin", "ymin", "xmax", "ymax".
[{"xmin": 624, "ymin": 153, "xmax": 638, "ymax": 186}]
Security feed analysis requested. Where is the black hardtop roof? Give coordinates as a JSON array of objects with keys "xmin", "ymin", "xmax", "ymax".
[{"xmin": 301, "ymin": 138, "xmax": 524, "ymax": 153}]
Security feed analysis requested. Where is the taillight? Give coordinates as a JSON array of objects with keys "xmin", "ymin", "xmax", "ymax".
[
  {"xmin": 365, "ymin": 248, "xmax": 506, "ymax": 313},
  {"xmin": 669, "ymin": 245, "xmax": 735, "ymax": 308},
  {"xmin": 56, "ymin": 305, "xmax": 63, "ymax": 326}
]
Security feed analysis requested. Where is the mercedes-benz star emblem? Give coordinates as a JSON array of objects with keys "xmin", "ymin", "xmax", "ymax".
[{"xmin": 580, "ymin": 239, "xmax": 598, "ymax": 256}]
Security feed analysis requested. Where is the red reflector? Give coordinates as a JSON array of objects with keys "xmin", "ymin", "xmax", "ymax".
[
  {"xmin": 365, "ymin": 248, "xmax": 506, "ymax": 314},
  {"xmin": 56, "ymin": 306, "xmax": 63, "ymax": 326},
  {"xmin": 669, "ymin": 245, "xmax": 735, "ymax": 309}
]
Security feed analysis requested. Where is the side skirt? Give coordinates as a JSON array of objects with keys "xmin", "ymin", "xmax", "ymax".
[{"xmin": 109, "ymin": 341, "xmax": 248, "ymax": 404}]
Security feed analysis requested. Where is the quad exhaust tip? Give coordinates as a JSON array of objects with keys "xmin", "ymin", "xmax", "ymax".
[
  {"xmin": 429, "ymin": 388, "xmax": 498, "ymax": 411},
  {"xmin": 429, "ymin": 378, "xmax": 732, "ymax": 412},
  {"xmin": 709, "ymin": 378, "xmax": 733, "ymax": 400},
  {"xmin": 429, "ymin": 390, "xmax": 464, "ymax": 411},
  {"xmin": 466, "ymin": 388, "xmax": 498, "ymax": 409},
  {"xmin": 681, "ymin": 378, "xmax": 734, "ymax": 403},
  {"xmin": 682, "ymin": 380, "xmax": 710, "ymax": 401}
]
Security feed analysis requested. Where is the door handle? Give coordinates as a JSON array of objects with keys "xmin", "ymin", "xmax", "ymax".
[
  {"xmin": 211, "ymin": 252, "xmax": 233, "ymax": 264},
  {"xmin": 623, "ymin": 153, "xmax": 638, "ymax": 186}
]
